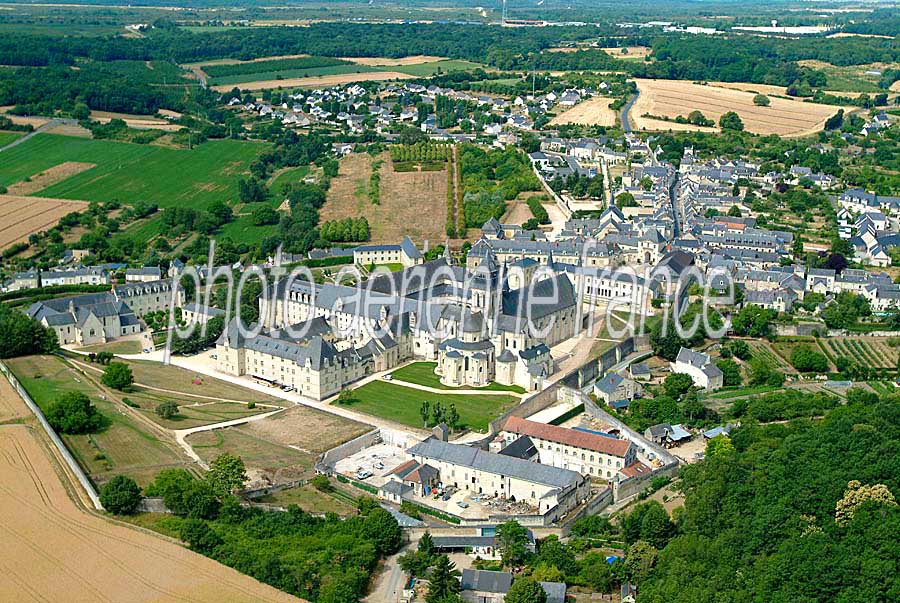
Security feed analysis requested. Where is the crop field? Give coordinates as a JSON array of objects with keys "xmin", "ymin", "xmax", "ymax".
[
  {"xmin": 746, "ymin": 340, "xmax": 793, "ymax": 371},
  {"xmin": 0, "ymin": 134, "xmax": 266, "ymax": 209},
  {"xmin": 187, "ymin": 426, "xmax": 316, "ymax": 483},
  {"xmin": 205, "ymin": 58, "xmax": 379, "ymax": 87},
  {"xmin": 0, "ymin": 194, "xmax": 88, "ymax": 249},
  {"xmin": 342, "ymin": 55, "xmax": 449, "ymax": 66},
  {"xmin": 550, "ymin": 96, "xmax": 617, "ymax": 126},
  {"xmin": 825, "ymin": 337, "xmax": 898, "ymax": 369},
  {"xmin": 388, "ymin": 59, "xmax": 484, "ymax": 77},
  {"xmin": 89, "ymin": 111, "xmax": 182, "ymax": 131},
  {"xmin": 343, "ymin": 380, "xmax": 520, "ymax": 432},
  {"xmin": 212, "ymin": 70, "xmax": 417, "ymax": 91},
  {"xmin": 631, "ymin": 79, "xmax": 847, "ymax": 136},
  {"xmin": 601, "ymin": 46, "xmax": 653, "ymax": 59},
  {"xmin": 321, "ymin": 152, "xmax": 450, "ymax": 244},
  {"xmin": 0, "ymin": 424, "xmax": 298, "ymax": 602},
  {"xmin": 0, "ymin": 130, "xmax": 23, "ymax": 147}
]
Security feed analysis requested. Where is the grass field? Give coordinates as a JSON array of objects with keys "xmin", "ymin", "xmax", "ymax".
[
  {"xmin": 6, "ymin": 355, "xmax": 193, "ymax": 487},
  {"xmin": 0, "ymin": 134, "xmax": 267, "ymax": 209},
  {"xmin": 0, "ymin": 425, "xmax": 298, "ymax": 603},
  {"xmin": 187, "ymin": 425, "xmax": 316, "ymax": 482},
  {"xmin": 241, "ymin": 404, "xmax": 370, "ymax": 453},
  {"xmin": 76, "ymin": 340, "xmax": 143, "ymax": 355},
  {"xmin": 269, "ymin": 164, "xmax": 311, "ymax": 193},
  {"xmin": 321, "ymin": 152, "xmax": 450, "ymax": 244},
  {"xmin": 343, "ymin": 380, "xmax": 520, "ymax": 432},
  {"xmin": 390, "ymin": 362, "xmax": 526, "ymax": 393},
  {"xmin": 0, "ymin": 130, "xmax": 23, "ymax": 147},
  {"xmin": 631, "ymin": 79, "xmax": 847, "ymax": 137},
  {"xmin": 797, "ymin": 60, "xmax": 888, "ymax": 93},
  {"xmin": 389, "ymin": 59, "xmax": 483, "ymax": 77},
  {"xmin": 256, "ymin": 483, "xmax": 357, "ymax": 515}
]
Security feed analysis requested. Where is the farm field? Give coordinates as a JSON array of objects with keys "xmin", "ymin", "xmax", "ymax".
[
  {"xmin": 630, "ymin": 79, "xmax": 847, "ymax": 136},
  {"xmin": 89, "ymin": 110, "xmax": 182, "ymax": 131},
  {"xmin": 797, "ymin": 60, "xmax": 890, "ymax": 93},
  {"xmin": 550, "ymin": 96, "xmax": 617, "ymax": 127},
  {"xmin": 746, "ymin": 340, "xmax": 794, "ymax": 371},
  {"xmin": 601, "ymin": 46, "xmax": 653, "ymax": 59},
  {"xmin": 343, "ymin": 380, "xmax": 520, "ymax": 432},
  {"xmin": 0, "ymin": 194, "xmax": 88, "ymax": 249},
  {"xmin": 211, "ymin": 70, "xmax": 416, "ymax": 92},
  {"xmin": 321, "ymin": 152, "xmax": 450, "ymax": 244},
  {"xmin": 389, "ymin": 59, "xmax": 484, "ymax": 77},
  {"xmin": 342, "ymin": 55, "xmax": 448, "ymax": 66},
  {"xmin": 824, "ymin": 337, "xmax": 898, "ymax": 369},
  {"xmin": 0, "ymin": 130, "xmax": 23, "ymax": 147},
  {"xmin": 0, "ymin": 424, "xmax": 299, "ymax": 603},
  {"xmin": 0, "ymin": 134, "xmax": 266, "ymax": 209},
  {"xmin": 390, "ymin": 362, "xmax": 527, "ymax": 393},
  {"xmin": 207, "ymin": 62, "xmax": 379, "ymax": 87}
]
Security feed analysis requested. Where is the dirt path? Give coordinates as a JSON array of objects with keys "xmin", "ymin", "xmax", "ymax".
[{"xmin": 173, "ymin": 408, "xmax": 287, "ymax": 469}]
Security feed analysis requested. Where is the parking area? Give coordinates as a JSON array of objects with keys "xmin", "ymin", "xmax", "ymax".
[{"xmin": 334, "ymin": 443, "xmax": 410, "ymax": 485}]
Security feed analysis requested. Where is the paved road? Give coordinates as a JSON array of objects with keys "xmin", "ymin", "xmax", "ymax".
[
  {"xmin": 621, "ymin": 91, "xmax": 639, "ymax": 133},
  {"xmin": 0, "ymin": 118, "xmax": 77, "ymax": 153}
]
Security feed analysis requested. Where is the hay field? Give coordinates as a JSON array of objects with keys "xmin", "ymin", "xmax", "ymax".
[
  {"xmin": 602, "ymin": 46, "xmax": 652, "ymax": 59},
  {"xmin": 89, "ymin": 111, "xmax": 182, "ymax": 131},
  {"xmin": 212, "ymin": 70, "xmax": 415, "ymax": 92},
  {"xmin": 0, "ymin": 425, "xmax": 300, "ymax": 603},
  {"xmin": 709, "ymin": 81, "xmax": 867, "ymax": 99},
  {"xmin": 321, "ymin": 152, "xmax": 450, "ymax": 244},
  {"xmin": 550, "ymin": 96, "xmax": 617, "ymax": 126},
  {"xmin": 6, "ymin": 161, "xmax": 95, "ymax": 196},
  {"xmin": 0, "ymin": 194, "xmax": 88, "ymax": 249},
  {"xmin": 342, "ymin": 55, "xmax": 447, "ymax": 66},
  {"xmin": 631, "ymin": 79, "xmax": 845, "ymax": 136}
]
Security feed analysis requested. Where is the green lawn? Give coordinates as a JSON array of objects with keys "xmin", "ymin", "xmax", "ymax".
[
  {"xmin": 0, "ymin": 130, "xmax": 24, "ymax": 148},
  {"xmin": 76, "ymin": 340, "xmax": 143, "ymax": 355},
  {"xmin": 269, "ymin": 165, "xmax": 311, "ymax": 193},
  {"xmin": 257, "ymin": 483, "xmax": 356, "ymax": 515},
  {"xmin": 218, "ymin": 213, "xmax": 278, "ymax": 245},
  {"xmin": 0, "ymin": 134, "xmax": 267, "ymax": 209},
  {"xmin": 390, "ymin": 362, "xmax": 526, "ymax": 393},
  {"xmin": 705, "ymin": 384, "xmax": 784, "ymax": 400},
  {"xmin": 343, "ymin": 380, "xmax": 520, "ymax": 432}
]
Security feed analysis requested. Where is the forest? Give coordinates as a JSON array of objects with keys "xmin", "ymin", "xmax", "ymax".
[{"xmin": 636, "ymin": 396, "xmax": 900, "ymax": 602}]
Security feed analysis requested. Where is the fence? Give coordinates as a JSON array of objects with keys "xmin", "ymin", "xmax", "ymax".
[{"xmin": 0, "ymin": 359, "xmax": 103, "ymax": 510}]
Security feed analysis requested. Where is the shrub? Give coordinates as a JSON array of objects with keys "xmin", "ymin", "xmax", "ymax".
[{"xmin": 46, "ymin": 391, "xmax": 105, "ymax": 434}]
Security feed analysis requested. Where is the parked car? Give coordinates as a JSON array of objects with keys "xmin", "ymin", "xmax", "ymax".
[
  {"xmin": 456, "ymin": 501, "xmax": 469, "ymax": 509},
  {"xmin": 356, "ymin": 470, "xmax": 373, "ymax": 480},
  {"xmin": 383, "ymin": 374, "xmax": 393, "ymax": 381}
]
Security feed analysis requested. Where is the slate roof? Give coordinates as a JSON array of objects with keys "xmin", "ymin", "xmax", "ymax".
[
  {"xmin": 461, "ymin": 570, "xmax": 512, "ymax": 594},
  {"xmin": 408, "ymin": 437, "xmax": 582, "ymax": 489},
  {"xmin": 498, "ymin": 436, "xmax": 538, "ymax": 460}
]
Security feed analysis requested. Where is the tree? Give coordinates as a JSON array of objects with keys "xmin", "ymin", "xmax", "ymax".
[
  {"xmin": 505, "ymin": 577, "xmax": 547, "ymax": 603},
  {"xmin": 206, "ymin": 453, "xmax": 247, "ymax": 496},
  {"xmin": 155, "ymin": 400, "xmax": 180, "ymax": 419},
  {"xmin": 496, "ymin": 520, "xmax": 530, "ymax": 566},
  {"xmin": 363, "ymin": 508, "xmax": 403, "ymax": 555},
  {"xmin": 101, "ymin": 361, "xmax": 133, "ymax": 391},
  {"xmin": 419, "ymin": 531, "xmax": 436, "ymax": 558},
  {"xmin": 706, "ymin": 434, "xmax": 735, "ymax": 458},
  {"xmin": 790, "ymin": 345, "xmax": 829, "ymax": 373},
  {"xmin": 180, "ymin": 519, "xmax": 223, "ymax": 555},
  {"xmin": 99, "ymin": 475, "xmax": 142, "ymax": 515},
  {"xmin": 664, "ymin": 373, "xmax": 695, "ymax": 400},
  {"xmin": 716, "ymin": 359, "xmax": 742, "ymax": 387},
  {"xmin": 835, "ymin": 480, "xmax": 898, "ymax": 525},
  {"xmin": 335, "ymin": 389, "xmax": 357, "ymax": 405},
  {"xmin": 0, "ymin": 304, "xmax": 58, "ymax": 358},
  {"xmin": 719, "ymin": 111, "xmax": 744, "ymax": 131},
  {"xmin": 311, "ymin": 474, "xmax": 332, "ymax": 492},
  {"xmin": 420, "ymin": 400, "xmax": 431, "ymax": 428},
  {"xmin": 728, "ymin": 204, "xmax": 742, "ymax": 217},
  {"xmin": 46, "ymin": 391, "xmax": 104, "ymax": 434},
  {"xmin": 753, "ymin": 94, "xmax": 770, "ymax": 107},
  {"xmin": 623, "ymin": 540, "xmax": 658, "ymax": 582},
  {"xmin": 426, "ymin": 555, "xmax": 461, "ymax": 603}
]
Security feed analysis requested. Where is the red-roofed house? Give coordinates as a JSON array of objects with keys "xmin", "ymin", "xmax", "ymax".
[{"xmin": 499, "ymin": 416, "xmax": 637, "ymax": 479}]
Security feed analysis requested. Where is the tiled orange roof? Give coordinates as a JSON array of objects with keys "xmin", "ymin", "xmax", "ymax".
[{"xmin": 502, "ymin": 416, "xmax": 632, "ymax": 458}]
